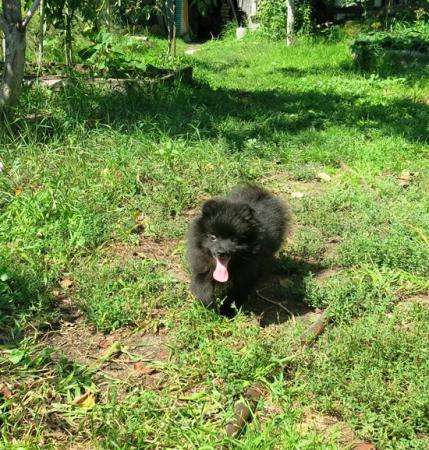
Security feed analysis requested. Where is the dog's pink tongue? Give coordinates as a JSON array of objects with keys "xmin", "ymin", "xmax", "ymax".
[{"xmin": 213, "ymin": 258, "xmax": 229, "ymax": 283}]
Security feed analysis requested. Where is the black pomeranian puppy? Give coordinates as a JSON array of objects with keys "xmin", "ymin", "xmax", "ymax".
[{"xmin": 187, "ymin": 185, "xmax": 288, "ymax": 312}]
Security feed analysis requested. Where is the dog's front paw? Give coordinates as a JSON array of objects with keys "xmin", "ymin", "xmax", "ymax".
[
  {"xmin": 190, "ymin": 278, "xmax": 214, "ymax": 309},
  {"xmin": 199, "ymin": 296, "xmax": 215, "ymax": 308}
]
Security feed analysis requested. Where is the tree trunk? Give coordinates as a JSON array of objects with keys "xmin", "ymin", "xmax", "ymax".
[
  {"xmin": 105, "ymin": 0, "xmax": 111, "ymax": 29},
  {"xmin": 37, "ymin": 0, "xmax": 46, "ymax": 68},
  {"xmin": 0, "ymin": 1, "xmax": 26, "ymax": 110},
  {"xmin": 286, "ymin": 0, "xmax": 295, "ymax": 46},
  {"xmin": 171, "ymin": 1, "xmax": 176, "ymax": 58},
  {"xmin": 64, "ymin": 9, "xmax": 73, "ymax": 66},
  {"xmin": 166, "ymin": 0, "xmax": 175, "ymax": 57}
]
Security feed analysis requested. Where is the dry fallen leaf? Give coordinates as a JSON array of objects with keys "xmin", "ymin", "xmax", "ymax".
[
  {"xmin": 397, "ymin": 170, "xmax": 418, "ymax": 188},
  {"xmin": 133, "ymin": 362, "xmax": 157, "ymax": 375},
  {"xmin": 73, "ymin": 391, "xmax": 96, "ymax": 409},
  {"xmin": 59, "ymin": 277, "xmax": 74, "ymax": 289},
  {"xmin": 316, "ymin": 172, "xmax": 331, "ymax": 182},
  {"xmin": 0, "ymin": 383, "xmax": 12, "ymax": 399},
  {"xmin": 291, "ymin": 191, "xmax": 304, "ymax": 199},
  {"xmin": 353, "ymin": 443, "xmax": 376, "ymax": 450},
  {"xmin": 97, "ymin": 336, "xmax": 112, "ymax": 350}
]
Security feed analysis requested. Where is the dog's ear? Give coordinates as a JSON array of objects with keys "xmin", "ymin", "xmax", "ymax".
[
  {"xmin": 202, "ymin": 199, "xmax": 219, "ymax": 217},
  {"xmin": 240, "ymin": 204, "xmax": 254, "ymax": 222}
]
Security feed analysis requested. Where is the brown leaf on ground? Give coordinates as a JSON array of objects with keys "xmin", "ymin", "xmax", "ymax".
[
  {"xmin": 97, "ymin": 336, "xmax": 112, "ymax": 349},
  {"xmin": 59, "ymin": 277, "xmax": 74, "ymax": 289},
  {"xmin": 133, "ymin": 362, "xmax": 157, "ymax": 375},
  {"xmin": 0, "ymin": 383, "xmax": 13, "ymax": 399},
  {"xmin": 150, "ymin": 308, "xmax": 167, "ymax": 318},
  {"xmin": 354, "ymin": 443, "xmax": 376, "ymax": 450},
  {"xmin": 397, "ymin": 170, "xmax": 418, "ymax": 188}
]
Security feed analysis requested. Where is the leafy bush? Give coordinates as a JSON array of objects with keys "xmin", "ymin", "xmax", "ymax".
[
  {"xmin": 76, "ymin": 30, "xmax": 187, "ymax": 77},
  {"xmin": 351, "ymin": 21, "xmax": 429, "ymax": 70},
  {"xmin": 257, "ymin": 0, "xmax": 287, "ymax": 40},
  {"xmin": 257, "ymin": 0, "xmax": 313, "ymax": 40},
  {"xmin": 78, "ymin": 30, "xmax": 147, "ymax": 77}
]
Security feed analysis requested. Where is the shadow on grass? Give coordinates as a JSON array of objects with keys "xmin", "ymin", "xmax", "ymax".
[
  {"xmin": 2, "ymin": 69, "xmax": 428, "ymax": 147},
  {"xmin": 244, "ymin": 256, "xmax": 323, "ymax": 327},
  {"xmin": 273, "ymin": 58, "xmax": 429, "ymax": 82},
  {"xmin": 0, "ymin": 262, "xmax": 54, "ymax": 344}
]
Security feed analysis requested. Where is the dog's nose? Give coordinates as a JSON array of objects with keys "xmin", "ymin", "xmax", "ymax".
[{"xmin": 216, "ymin": 250, "xmax": 230, "ymax": 258}]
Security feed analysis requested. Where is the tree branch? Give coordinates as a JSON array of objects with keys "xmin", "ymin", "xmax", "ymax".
[{"xmin": 21, "ymin": 0, "xmax": 41, "ymax": 29}]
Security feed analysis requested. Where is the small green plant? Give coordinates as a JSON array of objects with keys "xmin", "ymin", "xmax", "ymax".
[
  {"xmin": 78, "ymin": 30, "xmax": 147, "ymax": 77},
  {"xmin": 76, "ymin": 30, "xmax": 188, "ymax": 77}
]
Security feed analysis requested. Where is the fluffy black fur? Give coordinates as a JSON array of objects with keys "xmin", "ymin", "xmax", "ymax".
[{"xmin": 187, "ymin": 185, "xmax": 288, "ymax": 313}]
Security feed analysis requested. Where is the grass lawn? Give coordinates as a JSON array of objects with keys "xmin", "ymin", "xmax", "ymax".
[{"xmin": 0, "ymin": 34, "xmax": 428, "ymax": 449}]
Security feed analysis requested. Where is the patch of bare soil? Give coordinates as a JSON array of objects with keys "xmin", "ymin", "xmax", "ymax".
[
  {"xmin": 245, "ymin": 253, "xmax": 340, "ymax": 328},
  {"xmin": 246, "ymin": 270, "xmax": 314, "ymax": 328},
  {"xmin": 248, "ymin": 285, "xmax": 317, "ymax": 328},
  {"xmin": 184, "ymin": 44, "xmax": 202, "ymax": 56},
  {"xmin": 400, "ymin": 293, "xmax": 429, "ymax": 308},
  {"xmin": 323, "ymin": 236, "xmax": 341, "ymax": 261},
  {"xmin": 392, "ymin": 293, "xmax": 429, "ymax": 331},
  {"xmin": 298, "ymin": 410, "xmax": 358, "ymax": 448},
  {"xmin": 261, "ymin": 171, "xmax": 327, "ymax": 199},
  {"xmin": 108, "ymin": 234, "xmax": 188, "ymax": 283},
  {"xmin": 314, "ymin": 267, "xmax": 341, "ymax": 284},
  {"xmin": 45, "ymin": 321, "xmax": 167, "ymax": 363},
  {"xmin": 43, "ymin": 300, "xmax": 170, "ymax": 392},
  {"xmin": 136, "ymin": 235, "xmax": 188, "ymax": 282}
]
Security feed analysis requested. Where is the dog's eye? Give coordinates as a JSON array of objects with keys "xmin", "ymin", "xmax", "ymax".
[{"xmin": 208, "ymin": 234, "xmax": 217, "ymax": 241}]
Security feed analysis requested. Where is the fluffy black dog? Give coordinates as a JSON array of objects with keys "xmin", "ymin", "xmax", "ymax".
[{"xmin": 187, "ymin": 185, "xmax": 288, "ymax": 312}]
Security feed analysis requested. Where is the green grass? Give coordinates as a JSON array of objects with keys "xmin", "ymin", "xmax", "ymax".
[{"xmin": 0, "ymin": 32, "xmax": 428, "ymax": 448}]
